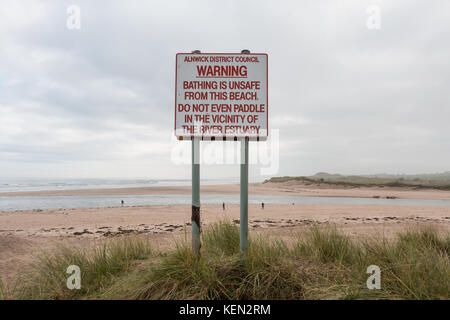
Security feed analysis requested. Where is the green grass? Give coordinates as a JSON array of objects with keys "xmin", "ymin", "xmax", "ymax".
[
  {"xmin": 5, "ymin": 223, "xmax": 450, "ymax": 300},
  {"xmin": 0, "ymin": 277, "xmax": 5, "ymax": 300},
  {"xmin": 12, "ymin": 236, "xmax": 152, "ymax": 299}
]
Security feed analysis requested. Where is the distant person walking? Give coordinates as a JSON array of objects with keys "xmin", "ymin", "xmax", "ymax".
[
  {"xmin": 121, "ymin": 200, "xmax": 124, "ymax": 207},
  {"xmin": 261, "ymin": 202, "xmax": 264, "ymax": 209},
  {"xmin": 222, "ymin": 202, "xmax": 225, "ymax": 210}
]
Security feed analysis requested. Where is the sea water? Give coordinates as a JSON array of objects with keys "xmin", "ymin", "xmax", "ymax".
[{"xmin": 1, "ymin": 194, "xmax": 450, "ymax": 211}]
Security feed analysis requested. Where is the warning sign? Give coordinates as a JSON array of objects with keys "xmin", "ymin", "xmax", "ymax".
[{"xmin": 175, "ymin": 53, "xmax": 268, "ymax": 140}]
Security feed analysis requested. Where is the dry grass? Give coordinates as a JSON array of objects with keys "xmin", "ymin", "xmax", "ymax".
[{"xmin": 3, "ymin": 222, "xmax": 449, "ymax": 300}]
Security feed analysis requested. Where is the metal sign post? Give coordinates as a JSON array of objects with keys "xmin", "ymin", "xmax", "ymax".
[
  {"xmin": 192, "ymin": 136, "xmax": 200, "ymax": 255},
  {"xmin": 191, "ymin": 50, "xmax": 201, "ymax": 256},
  {"xmin": 239, "ymin": 49, "xmax": 250, "ymax": 256},
  {"xmin": 240, "ymin": 136, "xmax": 249, "ymax": 256}
]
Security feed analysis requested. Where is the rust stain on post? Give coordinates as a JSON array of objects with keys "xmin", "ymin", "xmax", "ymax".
[{"xmin": 191, "ymin": 205, "xmax": 201, "ymax": 230}]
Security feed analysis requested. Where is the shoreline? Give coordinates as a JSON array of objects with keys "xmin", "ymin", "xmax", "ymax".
[{"xmin": 2, "ymin": 182, "xmax": 450, "ymax": 200}]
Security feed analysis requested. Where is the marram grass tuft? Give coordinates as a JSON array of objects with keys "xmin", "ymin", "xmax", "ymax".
[{"xmin": 6, "ymin": 222, "xmax": 449, "ymax": 300}]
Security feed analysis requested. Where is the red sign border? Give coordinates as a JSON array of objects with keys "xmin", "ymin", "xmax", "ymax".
[{"xmin": 174, "ymin": 52, "xmax": 269, "ymax": 141}]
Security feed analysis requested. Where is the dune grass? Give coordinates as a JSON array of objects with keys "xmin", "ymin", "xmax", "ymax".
[
  {"xmin": 12, "ymin": 236, "xmax": 152, "ymax": 299},
  {"xmin": 0, "ymin": 277, "xmax": 4, "ymax": 300},
  {"xmin": 265, "ymin": 175, "xmax": 450, "ymax": 190},
  {"xmin": 5, "ymin": 222, "xmax": 449, "ymax": 300}
]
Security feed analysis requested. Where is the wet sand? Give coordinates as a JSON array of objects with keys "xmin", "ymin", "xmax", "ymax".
[{"xmin": 2, "ymin": 181, "xmax": 450, "ymax": 200}]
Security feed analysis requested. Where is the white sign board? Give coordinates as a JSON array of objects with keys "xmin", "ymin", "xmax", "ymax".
[{"xmin": 175, "ymin": 53, "xmax": 268, "ymax": 140}]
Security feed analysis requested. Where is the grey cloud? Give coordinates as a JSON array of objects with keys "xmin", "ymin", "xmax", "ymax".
[{"xmin": 0, "ymin": 0, "xmax": 449, "ymax": 178}]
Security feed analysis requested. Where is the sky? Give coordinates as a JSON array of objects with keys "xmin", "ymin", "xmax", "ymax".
[{"xmin": 1, "ymin": 0, "xmax": 449, "ymax": 180}]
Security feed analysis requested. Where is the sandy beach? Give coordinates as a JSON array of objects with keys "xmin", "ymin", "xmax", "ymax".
[
  {"xmin": 1, "ymin": 182, "xmax": 450, "ymax": 285},
  {"xmin": 2, "ymin": 181, "xmax": 450, "ymax": 200}
]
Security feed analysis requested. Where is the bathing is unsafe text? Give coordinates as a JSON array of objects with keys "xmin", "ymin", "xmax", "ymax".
[{"xmin": 175, "ymin": 53, "xmax": 268, "ymax": 139}]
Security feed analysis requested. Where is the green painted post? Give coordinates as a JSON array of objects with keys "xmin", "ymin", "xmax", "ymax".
[
  {"xmin": 191, "ymin": 49, "xmax": 201, "ymax": 256},
  {"xmin": 192, "ymin": 137, "xmax": 201, "ymax": 255},
  {"xmin": 240, "ymin": 49, "xmax": 251, "ymax": 257},
  {"xmin": 240, "ymin": 137, "xmax": 249, "ymax": 256}
]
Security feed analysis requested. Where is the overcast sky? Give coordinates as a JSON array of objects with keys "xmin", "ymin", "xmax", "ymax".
[{"xmin": 1, "ymin": 0, "xmax": 449, "ymax": 180}]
